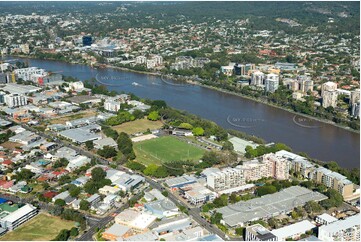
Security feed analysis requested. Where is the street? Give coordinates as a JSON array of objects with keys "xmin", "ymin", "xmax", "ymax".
[{"xmin": 1, "ymin": 114, "xmax": 231, "ymax": 241}]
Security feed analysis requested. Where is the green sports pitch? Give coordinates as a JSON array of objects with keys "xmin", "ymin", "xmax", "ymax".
[{"xmin": 134, "ymin": 136, "xmax": 205, "ymax": 166}]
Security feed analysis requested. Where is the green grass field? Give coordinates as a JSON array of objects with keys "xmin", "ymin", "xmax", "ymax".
[
  {"xmin": 0, "ymin": 213, "xmax": 75, "ymax": 241},
  {"xmin": 134, "ymin": 136, "xmax": 205, "ymax": 166}
]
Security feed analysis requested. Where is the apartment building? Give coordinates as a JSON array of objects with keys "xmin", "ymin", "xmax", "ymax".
[
  {"xmin": 14, "ymin": 67, "xmax": 47, "ymax": 82},
  {"xmin": 321, "ymin": 81, "xmax": 338, "ymax": 108},
  {"xmin": 275, "ymin": 150, "xmax": 358, "ymax": 200},
  {"xmin": 264, "ymin": 73, "xmax": 279, "ymax": 93},
  {"xmin": 4, "ymin": 93, "xmax": 27, "ymax": 108},
  {"xmin": 297, "ymin": 75, "xmax": 314, "ymax": 93},
  {"xmin": 318, "ymin": 214, "xmax": 360, "ymax": 241},
  {"xmin": 310, "ymin": 167, "xmax": 354, "ymax": 199},
  {"xmin": 135, "ymin": 56, "xmax": 147, "ymax": 65},
  {"xmin": 104, "ymin": 100, "xmax": 121, "ymax": 112},
  {"xmin": 205, "ymin": 167, "xmax": 245, "ymax": 191},
  {"xmin": 238, "ymin": 153, "xmax": 289, "ymax": 182},
  {"xmin": 251, "ymin": 71, "xmax": 265, "ymax": 86}
]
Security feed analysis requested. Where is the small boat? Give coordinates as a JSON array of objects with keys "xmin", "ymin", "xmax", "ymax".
[{"xmin": 132, "ymin": 82, "xmax": 139, "ymax": 86}]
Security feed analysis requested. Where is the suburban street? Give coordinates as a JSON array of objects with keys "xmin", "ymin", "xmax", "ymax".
[{"xmin": 0, "ymin": 114, "xmax": 232, "ymax": 241}]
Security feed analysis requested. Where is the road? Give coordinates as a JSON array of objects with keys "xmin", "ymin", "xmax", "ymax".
[
  {"xmin": 76, "ymin": 190, "xmax": 144, "ymax": 241},
  {"xmin": 143, "ymin": 177, "xmax": 231, "ymax": 240},
  {"xmin": 1, "ymin": 114, "xmax": 232, "ymax": 240}
]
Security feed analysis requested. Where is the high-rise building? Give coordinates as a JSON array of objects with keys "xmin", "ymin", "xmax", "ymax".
[
  {"xmin": 350, "ymin": 89, "xmax": 360, "ymax": 105},
  {"xmin": 297, "ymin": 75, "xmax": 314, "ymax": 93},
  {"xmin": 82, "ymin": 36, "xmax": 92, "ymax": 46},
  {"xmin": 265, "ymin": 73, "xmax": 279, "ymax": 93},
  {"xmin": 321, "ymin": 81, "xmax": 337, "ymax": 96},
  {"xmin": 239, "ymin": 153, "xmax": 289, "ymax": 182},
  {"xmin": 318, "ymin": 214, "xmax": 360, "ymax": 241},
  {"xmin": 234, "ymin": 64, "xmax": 245, "ymax": 76},
  {"xmin": 245, "ymin": 63, "xmax": 256, "ymax": 75},
  {"xmin": 321, "ymin": 82, "xmax": 338, "ymax": 108},
  {"xmin": 251, "ymin": 71, "xmax": 265, "ymax": 86},
  {"xmin": 135, "ymin": 56, "xmax": 147, "ymax": 65},
  {"xmin": 351, "ymin": 102, "xmax": 360, "ymax": 117}
]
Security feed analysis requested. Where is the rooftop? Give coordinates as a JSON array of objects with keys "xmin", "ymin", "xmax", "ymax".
[
  {"xmin": 319, "ymin": 213, "xmax": 360, "ymax": 233},
  {"xmin": 316, "ymin": 213, "xmax": 338, "ymax": 224},
  {"xmin": 1, "ymin": 204, "xmax": 37, "ymax": 223},
  {"xmin": 59, "ymin": 128, "xmax": 101, "ymax": 143},
  {"xmin": 217, "ymin": 186, "xmax": 327, "ymax": 227},
  {"xmin": 103, "ymin": 223, "xmax": 130, "ymax": 237},
  {"xmin": 271, "ymin": 220, "xmax": 315, "ymax": 239}
]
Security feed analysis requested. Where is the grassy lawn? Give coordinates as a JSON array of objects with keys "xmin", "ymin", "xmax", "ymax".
[
  {"xmin": 0, "ymin": 141, "xmax": 22, "ymax": 150},
  {"xmin": 134, "ymin": 136, "xmax": 205, "ymax": 166},
  {"xmin": 0, "ymin": 213, "xmax": 75, "ymax": 241},
  {"xmin": 112, "ymin": 118, "xmax": 163, "ymax": 135}
]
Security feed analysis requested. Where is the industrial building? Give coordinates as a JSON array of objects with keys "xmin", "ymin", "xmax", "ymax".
[{"xmin": 217, "ymin": 186, "xmax": 327, "ymax": 227}]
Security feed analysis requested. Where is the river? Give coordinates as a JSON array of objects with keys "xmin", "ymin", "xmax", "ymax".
[{"xmin": 3, "ymin": 57, "xmax": 360, "ymax": 168}]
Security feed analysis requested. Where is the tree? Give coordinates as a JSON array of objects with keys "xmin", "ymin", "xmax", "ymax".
[
  {"xmin": 117, "ymin": 132, "xmax": 136, "ymax": 160},
  {"xmin": 143, "ymin": 164, "xmax": 159, "ymax": 176},
  {"xmin": 42, "ymin": 182, "xmax": 50, "ymax": 190},
  {"xmin": 126, "ymin": 161, "xmax": 146, "ymax": 172},
  {"xmin": 304, "ymin": 201, "xmax": 322, "ymax": 214},
  {"xmin": 132, "ymin": 109, "xmax": 145, "ymax": 119},
  {"xmin": 53, "ymin": 158, "xmax": 69, "ymax": 168},
  {"xmin": 85, "ymin": 140, "xmax": 94, "ymax": 150},
  {"xmin": 70, "ymin": 227, "xmax": 79, "ymax": 237},
  {"xmin": 148, "ymin": 111, "xmax": 160, "ymax": 121},
  {"xmin": 54, "ymin": 199, "xmax": 66, "ymax": 207},
  {"xmin": 179, "ymin": 122, "xmax": 193, "ymax": 130},
  {"xmin": 53, "ymin": 229, "xmax": 70, "ymax": 241},
  {"xmin": 256, "ymin": 185, "xmax": 277, "ymax": 196},
  {"xmin": 213, "ymin": 194, "xmax": 228, "ymax": 207},
  {"xmin": 91, "ymin": 167, "xmax": 106, "ymax": 182},
  {"xmin": 79, "ymin": 200, "xmax": 90, "ymax": 211},
  {"xmin": 210, "ymin": 212, "xmax": 223, "ymax": 224},
  {"xmin": 49, "ymin": 205, "xmax": 64, "ymax": 216},
  {"xmin": 84, "ymin": 181, "xmax": 98, "ymax": 194},
  {"xmin": 97, "ymin": 146, "xmax": 117, "ymax": 158},
  {"xmin": 14, "ymin": 169, "xmax": 35, "ymax": 182},
  {"xmin": 229, "ymin": 193, "xmax": 241, "ymax": 204},
  {"xmin": 222, "ymin": 140, "xmax": 234, "ymax": 151},
  {"xmin": 58, "ymin": 175, "xmax": 72, "ymax": 185},
  {"xmin": 192, "ymin": 127, "xmax": 204, "ymax": 136},
  {"xmin": 291, "ymin": 210, "xmax": 299, "ymax": 219},
  {"xmin": 69, "ymin": 186, "xmax": 81, "ymax": 198},
  {"xmin": 235, "ymin": 227, "xmax": 244, "ymax": 236}
]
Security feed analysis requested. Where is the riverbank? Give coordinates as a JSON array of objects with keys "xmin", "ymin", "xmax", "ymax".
[
  {"xmin": 106, "ymin": 64, "xmax": 360, "ymax": 134},
  {"xmin": 5, "ymin": 54, "xmax": 359, "ymax": 134},
  {"xmin": 198, "ymin": 84, "xmax": 360, "ymax": 134}
]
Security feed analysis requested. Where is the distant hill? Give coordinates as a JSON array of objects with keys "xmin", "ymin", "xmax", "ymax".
[{"xmin": 0, "ymin": 1, "xmax": 359, "ymax": 34}]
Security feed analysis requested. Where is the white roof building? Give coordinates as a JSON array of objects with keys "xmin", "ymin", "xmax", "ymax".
[
  {"xmin": 315, "ymin": 213, "xmax": 338, "ymax": 225},
  {"xmin": 0, "ymin": 204, "xmax": 38, "ymax": 230},
  {"xmin": 318, "ymin": 214, "xmax": 360, "ymax": 241},
  {"xmin": 271, "ymin": 220, "xmax": 315, "ymax": 241}
]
